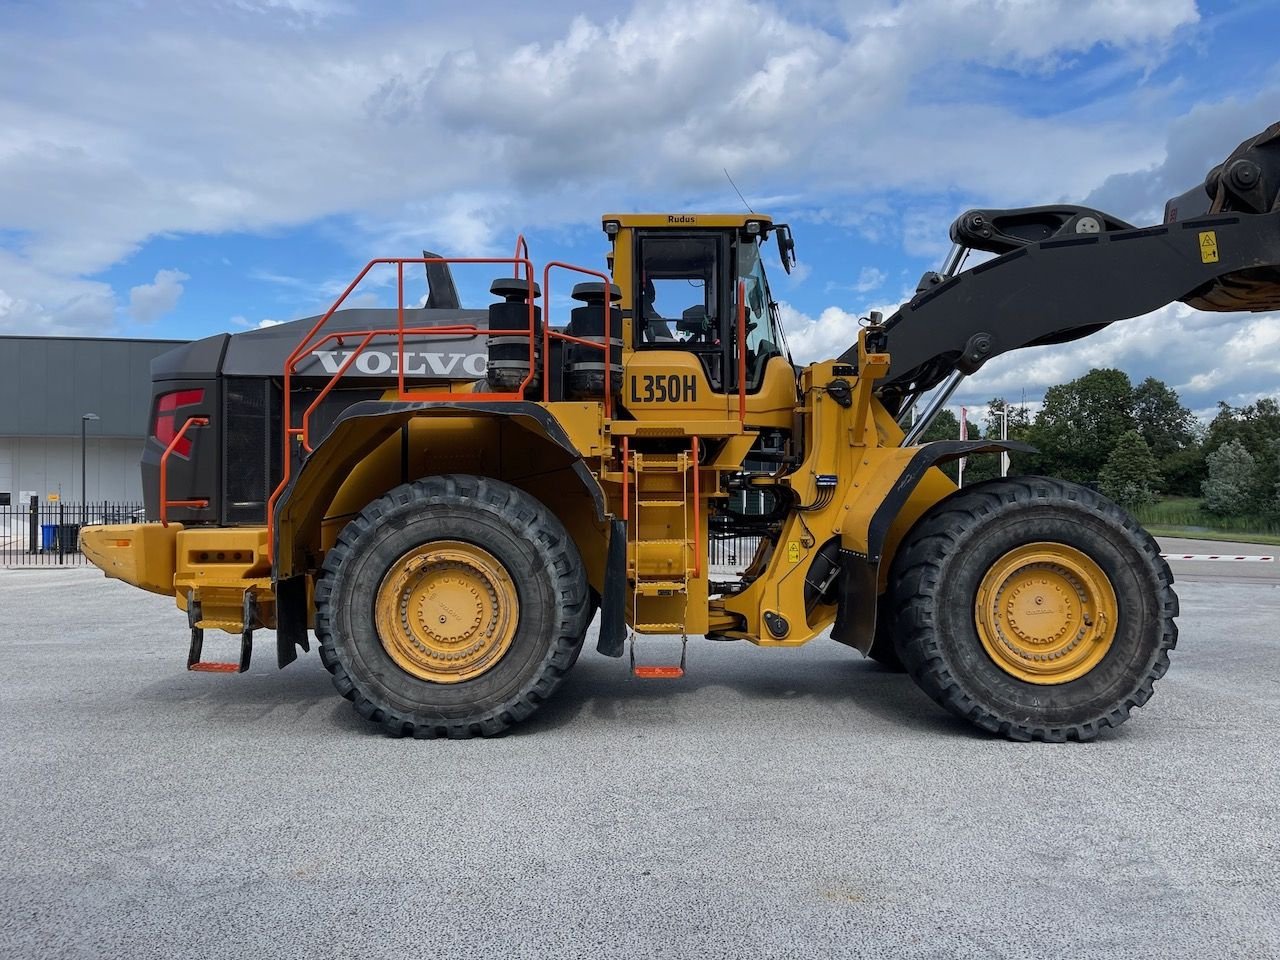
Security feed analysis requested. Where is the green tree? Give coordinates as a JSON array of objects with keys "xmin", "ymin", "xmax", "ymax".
[
  {"xmin": 983, "ymin": 397, "xmax": 1032, "ymax": 440},
  {"xmin": 1025, "ymin": 369, "xmax": 1136, "ymax": 484},
  {"xmin": 919, "ymin": 408, "xmax": 962, "ymax": 481},
  {"xmin": 1132, "ymin": 377, "xmax": 1203, "ymax": 495},
  {"xmin": 1201, "ymin": 439, "xmax": 1258, "ymax": 516},
  {"xmin": 1098, "ymin": 430, "xmax": 1161, "ymax": 507},
  {"xmin": 1132, "ymin": 377, "xmax": 1196, "ymax": 460},
  {"xmin": 1204, "ymin": 399, "xmax": 1280, "ymax": 515}
]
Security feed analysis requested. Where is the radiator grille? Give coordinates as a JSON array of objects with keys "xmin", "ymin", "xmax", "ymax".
[{"xmin": 222, "ymin": 378, "xmax": 280, "ymax": 524}]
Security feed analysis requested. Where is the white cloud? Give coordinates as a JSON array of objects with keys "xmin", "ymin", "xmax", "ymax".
[
  {"xmin": 230, "ymin": 314, "xmax": 285, "ymax": 328},
  {"xmin": 1086, "ymin": 87, "xmax": 1280, "ymax": 223},
  {"xmin": 778, "ymin": 293, "xmax": 908, "ymax": 365},
  {"xmin": 128, "ymin": 269, "xmax": 189, "ymax": 324},
  {"xmin": 0, "ymin": 249, "xmax": 116, "ymax": 335},
  {"xmin": 956, "ymin": 301, "xmax": 1280, "ymax": 416},
  {"xmin": 855, "ymin": 266, "xmax": 886, "ymax": 293},
  {"xmin": 0, "ymin": 0, "xmax": 1214, "ymax": 335}
]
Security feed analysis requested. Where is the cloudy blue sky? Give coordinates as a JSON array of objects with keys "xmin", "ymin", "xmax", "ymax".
[{"xmin": 1, "ymin": 0, "xmax": 1278, "ymax": 418}]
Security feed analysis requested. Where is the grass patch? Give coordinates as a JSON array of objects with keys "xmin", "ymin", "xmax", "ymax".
[
  {"xmin": 1134, "ymin": 496, "xmax": 1280, "ymax": 544},
  {"xmin": 1143, "ymin": 525, "xmax": 1280, "ymax": 547}
]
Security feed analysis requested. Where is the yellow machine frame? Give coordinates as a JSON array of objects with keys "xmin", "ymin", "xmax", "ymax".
[{"xmin": 82, "ymin": 212, "xmax": 969, "ymax": 659}]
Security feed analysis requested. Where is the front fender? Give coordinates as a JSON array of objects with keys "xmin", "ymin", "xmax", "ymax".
[{"xmin": 831, "ymin": 439, "xmax": 1033, "ymax": 652}]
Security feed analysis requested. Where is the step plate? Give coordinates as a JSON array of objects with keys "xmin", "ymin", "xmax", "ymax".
[
  {"xmin": 632, "ymin": 665, "xmax": 686, "ymax": 679},
  {"xmin": 189, "ymin": 662, "xmax": 243, "ymax": 673}
]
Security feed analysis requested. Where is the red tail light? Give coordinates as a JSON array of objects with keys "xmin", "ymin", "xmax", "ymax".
[{"xmin": 154, "ymin": 389, "xmax": 206, "ymax": 457}]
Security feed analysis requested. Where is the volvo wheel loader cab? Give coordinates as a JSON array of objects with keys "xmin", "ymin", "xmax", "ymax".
[{"xmin": 81, "ymin": 122, "xmax": 1280, "ymax": 741}]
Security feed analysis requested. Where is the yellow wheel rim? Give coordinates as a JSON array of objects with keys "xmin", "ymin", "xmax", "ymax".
[
  {"xmin": 974, "ymin": 542, "xmax": 1118, "ymax": 685},
  {"xmin": 374, "ymin": 540, "xmax": 519, "ymax": 684}
]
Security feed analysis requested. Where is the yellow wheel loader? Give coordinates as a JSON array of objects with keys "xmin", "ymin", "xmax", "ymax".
[{"xmin": 82, "ymin": 123, "xmax": 1280, "ymax": 741}]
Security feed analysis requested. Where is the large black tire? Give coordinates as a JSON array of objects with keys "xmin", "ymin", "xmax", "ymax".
[
  {"xmin": 315, "ymin": 475, "xmax": 590, "ymax": 738},
  {"xmin": 891, "ymin": 477, "xmax": 1177, "ymax": 742}
]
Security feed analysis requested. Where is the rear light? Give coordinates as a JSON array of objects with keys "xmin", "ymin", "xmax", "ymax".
[{"xmin": 154, "ymin": 388, "xmax": 206, "ymax": 457}]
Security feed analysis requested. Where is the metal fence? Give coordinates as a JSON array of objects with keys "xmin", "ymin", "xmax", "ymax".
[
  {"xmin": 1, "ymin": 501, "xmax": 767, "ymax": 573},
  {"xmin": 0, "ymin": 498, "xmax": 145, "ymax": 566},
  {"xmin": 708, "ymin": 535, "xmax": 763, "ymax": 570}
]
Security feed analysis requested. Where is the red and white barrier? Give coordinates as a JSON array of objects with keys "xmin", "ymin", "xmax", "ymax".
[{"xmin": 1160, "ymin": 554, "xmax": 1275, "ymax": 562}]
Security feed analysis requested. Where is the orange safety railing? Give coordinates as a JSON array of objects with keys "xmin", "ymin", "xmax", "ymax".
[
  {"xmin": 160, "ymin": 416, "xmax": 210, "ymax": 527},
  {"xmin": 541, "ymin": 261, "xmax": 616, "ymax": 419},
  {"xmin": 267, "ymin": 255, "xmax": 540, "ymax": 551},
  {"xmin": 265, "ymin": 247, "xmax": 626, "ymax": 553},
  {"xmin": 621, "ymin": 435, "xmax": 630, "ymax": 522},
  {"xmin": 395, "ymin": 258, "xmax": 539, "ymax": 403},
  {"xmin": 513, "ymin": 234, "xmax": 529, "ymax": 279},
  {"xmin": 690, "ymin": 436, "xmax": 700, "ymax": 577},
  {"xmin": 737, "ymin": 280, "xmax": 747, "ymax": 422}
]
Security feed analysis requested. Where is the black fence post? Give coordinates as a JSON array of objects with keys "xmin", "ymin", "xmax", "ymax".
[
  {"xmin": 57, "ymin": 500, "xmax": 65, "ymax": 563},
  {"xmin": 28, "ymin": 495, "xmax": 37, "ymax": 555}
]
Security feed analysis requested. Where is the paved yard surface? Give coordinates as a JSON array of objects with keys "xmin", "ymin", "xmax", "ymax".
[{"xmin": 1, "ymin": 558, "xmax": 1277, "ymax": 960}]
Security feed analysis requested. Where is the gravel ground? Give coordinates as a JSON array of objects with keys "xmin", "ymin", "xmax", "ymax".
[{"xmin": 1, "ymin": 563, "xmax": 1277, "ymax": 960}]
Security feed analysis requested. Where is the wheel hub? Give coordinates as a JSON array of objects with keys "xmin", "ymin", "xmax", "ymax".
[
  {"xmin": 375, "ymin": 540, "xmax": 518, "ymax": 684},
  {"xmin": 974, "ymin": 542, "xmax": 1117, "ymax": 685}
]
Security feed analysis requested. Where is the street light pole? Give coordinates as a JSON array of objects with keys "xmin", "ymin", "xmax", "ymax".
[
  {"xmin": 81, "ymin": 413, "xmax": 100, "ymax": 525},
  {"xmin": 997, "ymin": 408, "xmax": 1010, "ymax": 477}
]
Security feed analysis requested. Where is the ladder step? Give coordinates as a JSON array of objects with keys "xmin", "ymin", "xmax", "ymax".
[
  {"xmin": 189, "ymin": 661, "xmax": 243, "ymax": 673},
  {"xmin": 632, "ymin": 665, "xmax": 685, "ymax": 679},
  {"xmin": 633, "ymin": 622, "xmax": 685, "ymax": 632},
  {"xmin": 635, "ymin": 580, "xmax": 687, "ymax": 596},
  {"xmin": 637, "ymin": 499, "xmax": 686, "ymax": 507},
  {"xmin": 629, "ymin": 633, "xmax": 687, "ymax": 678}
]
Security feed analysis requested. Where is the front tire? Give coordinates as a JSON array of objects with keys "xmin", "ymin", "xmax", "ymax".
[
  {"xmin": 890, "ymin": 477, "xmax": 1177, "ymax": 742},
  {"xmin": 315, "ymin": 475, "xmax": 590, "ymax": 738}
]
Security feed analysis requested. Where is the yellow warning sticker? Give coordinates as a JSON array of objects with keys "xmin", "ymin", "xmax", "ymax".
[
  {"xmin": 1199, "ymin": 230, "xmax": 1219, "ymax": 264},
  {"xmin": 787, "ymin": 541, "xmax": 800, "ymax": 563}
]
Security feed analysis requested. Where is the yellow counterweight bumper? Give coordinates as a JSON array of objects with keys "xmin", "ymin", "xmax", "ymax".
[
  {"xmin": 80, "ymin": 522, "xmax": 182, "ymax": 596},
  {"xmin": 81, "ymin": 523, "xmax": 277, "ymax": 635}
]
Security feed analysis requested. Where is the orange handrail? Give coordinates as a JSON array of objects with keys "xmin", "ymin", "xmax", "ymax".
[
  {"xmin": 160, "ymin": 416, "xmax": 209, "ymax": 527},
  {"xmin": 621, "ymin": 435, "xmax": 630, "ymax": 522},
  {"xmin": 691, "ymin": 435, "xmax": 700, "ymax": 577},
  {"xmin": 541, "ymin": 261, "xmax": 616, "ymax": 419},
  {"xmin": 513, "ymin": 234, "xmax": 529, "ymax": 279},
  {"xmin": 267, "ymin": 248, "xmax": 624, "ymax": 556},
  {"xmin": 267, "ymin": 255, "xmax": 536, "ymax": 552},
  {"xmin": 737, "ymin": 280, "xmax": 747, "ymax": 422},
  {"xmin": 395, "ymin": 257, "xmax": 537, "ymax": 402}
]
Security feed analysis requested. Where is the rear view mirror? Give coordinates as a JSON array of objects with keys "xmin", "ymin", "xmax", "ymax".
[{"xmin": 774, "ymin": 224, "xmax": 796, "ymax": 274}]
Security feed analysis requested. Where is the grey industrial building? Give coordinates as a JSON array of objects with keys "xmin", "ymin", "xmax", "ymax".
[{"xmin": 0, "ymin": 336, "xmax": 185, "ymax": 506}]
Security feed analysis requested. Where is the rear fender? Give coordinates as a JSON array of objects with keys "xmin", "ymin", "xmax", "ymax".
[{"xmin": 273, "ymin": 400, "xmax": 609, "ymax": 585}]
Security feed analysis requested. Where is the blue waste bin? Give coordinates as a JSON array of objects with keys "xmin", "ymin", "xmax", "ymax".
[{"xmin": 40, "ymin": 524, "xmax": 57, "ymax": 551}]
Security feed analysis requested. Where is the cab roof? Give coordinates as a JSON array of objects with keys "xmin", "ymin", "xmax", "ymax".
[{"xmin": 601, "ymin": 213, "xmax": 774, "ymax": 231}]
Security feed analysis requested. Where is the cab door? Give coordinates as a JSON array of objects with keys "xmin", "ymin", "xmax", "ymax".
[{"xmin": 622, "ymin": 231, "xmax": 733, "ymax": 422}]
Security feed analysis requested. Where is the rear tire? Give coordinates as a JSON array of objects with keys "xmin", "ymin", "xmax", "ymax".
[
  {"xmin": 315, "ymin": 475, "xmax": 590, "ymax": 738},
  {"xmin": 890, "ymin": 477, "xmax": 1177, "ymax": 742}
]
